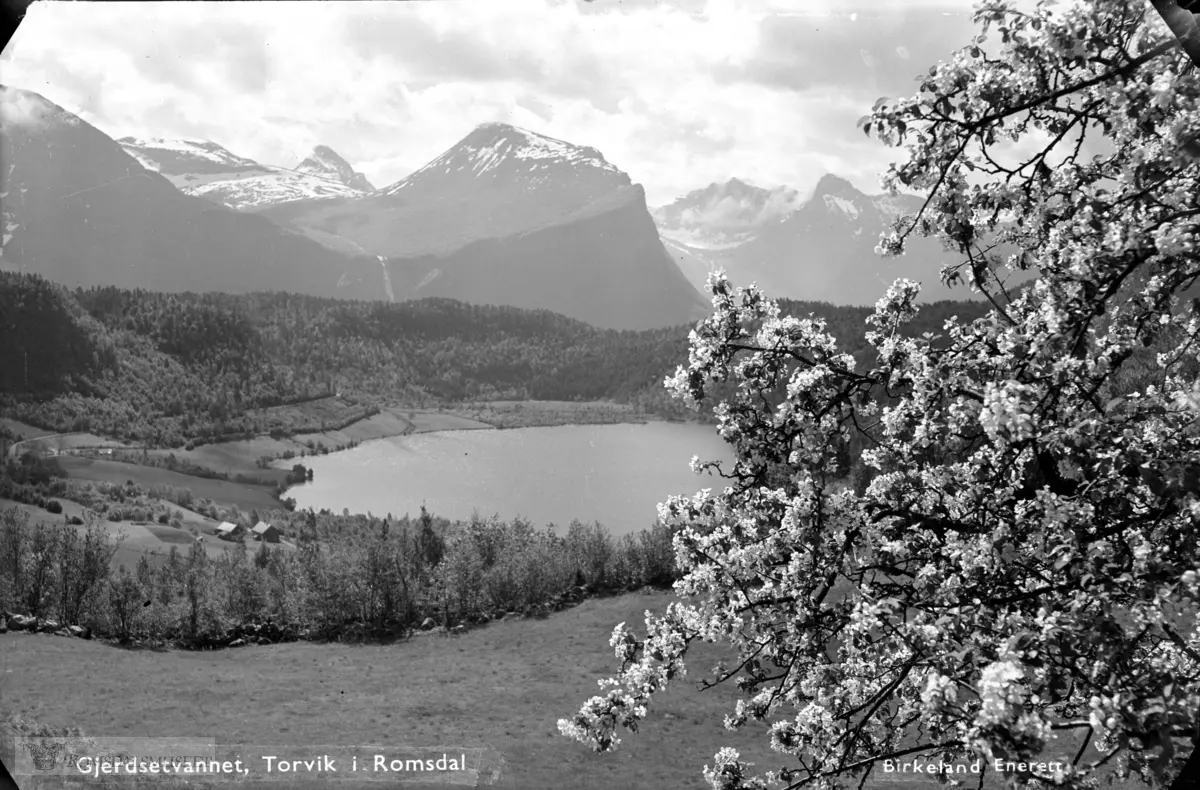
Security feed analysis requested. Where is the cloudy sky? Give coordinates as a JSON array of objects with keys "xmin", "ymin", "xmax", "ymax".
[{"xmin": 1, "ymin": 0, "xmax": 980, "ymax": 205}]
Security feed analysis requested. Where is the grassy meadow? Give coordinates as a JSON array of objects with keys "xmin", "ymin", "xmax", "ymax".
[
  {"xmin": 0, "ymin": 589, "xmax": 1054, "ymax": 790},
  {"xmin": 56, "ymin": 456, "xmax": 282, "ymax": 514}
]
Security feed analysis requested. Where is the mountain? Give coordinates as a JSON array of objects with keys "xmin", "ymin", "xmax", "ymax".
[
  {"xmin": 651, "ymin": 178, "xmax": 803, "ymax": 249},
  {"xmin": 117, "ymin": 136, "xmax": 265, "ymax": 177},
  {"xmin": 118, "ymin": 138, "xmax": 372, "ymax": 210},
  {"xmin": 0, "ymin": 85, "xmax": 386, "ymax": 299},
  {"xmin": 658, "ymin": 174, "xmax": 1026, "ymax": 305},
  {"xmin": 254, "ymin": 122, "xmax": 710, "ymax": 330},
  {"xmin": 296, "ymin": 145, "xmax": 375, "ymax": 192}
]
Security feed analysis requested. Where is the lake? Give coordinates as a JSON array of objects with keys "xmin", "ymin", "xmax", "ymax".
[{"xmin": 282, "ymin": 421, "xmax": 735, "ymax": 535}]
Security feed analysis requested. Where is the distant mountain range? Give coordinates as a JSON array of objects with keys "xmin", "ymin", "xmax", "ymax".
[
  {"xmin": 251, "ymin": 122, "xmax": 710, "ymax": 330},
  {"xmin": 0, "ymin": 85, "xmax": 384, "ymax": 300},
  {"xmin": 2, "ymin": 82, "xmax": 1023, "ymax": 332},
  {"xmin": 1, "ymin": 87, "xmax": 707, "ymax": 330},
  {"xmin": 118, "ymin": 137, "xmax": 375, "ymax": 209},
  {"xmin": 651, "ymin": 177, "xmax": 803, "ymax": 249},
  {"xmin": 653, "ymin": 175, "xmax": 1027, "ymax": 305}
]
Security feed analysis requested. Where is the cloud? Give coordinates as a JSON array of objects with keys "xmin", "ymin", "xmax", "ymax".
[
  {"xmin": 714, "ymin": 7, "xmax": 977, "ymax": 99},
  {"xmin": 0, "ymin": 87, "xmax": 57, "ymax": 128},
  {"xmin": 0, "ymin": 0, "xmax": 986, "ymax": 204},
  {"xmin": 678, "ymin": 187, "xmax": 804, "ymax": 231}
]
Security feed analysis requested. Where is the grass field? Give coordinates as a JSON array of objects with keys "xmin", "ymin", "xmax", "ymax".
[
  {"xmin": 58, "ymin": 456, "xmax": 280, "ymax": 513},
  {"xmin": 0, "ymin": 590, "xmax": 1109, "ymax": 790},
  {"xmin": 2, "ymin": 417, "xmax": 131, "ymax": 457},
  {"xmin": 0, "ymin": 417, "xmax": 56, "ymax": 440}
]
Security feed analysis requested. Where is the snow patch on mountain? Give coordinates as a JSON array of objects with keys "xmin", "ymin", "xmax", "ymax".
[
  {"xmin": 465, "ymin": 140, "xmax": 507, "ymax": 176},
  {"xmin": 381, "ymin": 122, "xmax": 625, "ymax": 197},
  {"xmin": 119, "ymin": 137, "xmax": 261, "ymax": 170},
  {"xmin": 189, "ymin": 172, "xmax": 364, "ymax": 210},
  {"xmin": 823, "ymin": 194, "xmax": 860, "ymax": 219},
  {"xmin": 652, "ymin": 178, "xmax": 804, "ymax": 250},
  {"xmin": 1, "ymin": 214, "xmax": 16, "ymax": 252},
  {"xmin": 124, "ymin": 150, "xmax": 162, "ymax": 172},
  {"xmin": 296, "ymin": 145, "xmax": 375, "ymax": 192},
  {"xmin": 116, "ymin": 137, "xmax": 375, "ymax": 209}
]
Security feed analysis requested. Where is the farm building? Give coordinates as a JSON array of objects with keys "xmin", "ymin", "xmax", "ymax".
[
  {"xmin": 252, "ymin": 521, "xmax": 281, "ymax": 543},
  {"xmin": 215, "ymin": 522, "xmax": 244, "ymax": 541}
]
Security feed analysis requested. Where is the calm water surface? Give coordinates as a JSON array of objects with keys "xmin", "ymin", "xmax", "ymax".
[{"xmin": 284, "ymin": 422, "xmax": 734, "ymax": 535}]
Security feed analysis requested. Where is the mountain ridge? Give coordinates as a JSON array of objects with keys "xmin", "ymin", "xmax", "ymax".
[
  {"xmin": 297, "ymin": 144, "xmax": 375, "ymax": 192},
  {"xmin": 656, "ymin": 173, "xmax": 1026, "ymax": 306},
  {"xmin": 651, "ymin": 177, "xmax": 804, "ymax": 250},
  {"xmin": 0, "ymin": 85, "xmax": 386, "ymax": 301},
  {"xmin": 118, "ymin": 137, "xmax": 373, "ymax": 209},
  {"xmin": 252, "ymin": 121, "xmax": 709, "ymax": 330}
]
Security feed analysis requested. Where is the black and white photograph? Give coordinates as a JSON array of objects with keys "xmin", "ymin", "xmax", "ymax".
[{"xmin": 1, "ymin": 0, "xmax": 1199, "ymax": 787}]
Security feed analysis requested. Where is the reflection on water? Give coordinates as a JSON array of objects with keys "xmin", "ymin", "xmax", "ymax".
[{"xmin": 285, "ymin": 422, "xmax": 733, "ymax": 536}]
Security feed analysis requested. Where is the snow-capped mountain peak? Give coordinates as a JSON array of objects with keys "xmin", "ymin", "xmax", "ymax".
[
  {"xmin": 821, "ymin": 193, "xmax": 861, "ymax": 220},
  {"xmin": 810, "ymin": 176, "xmax": 865, "ymax": 221},
  {"xmin": 656, "ymin": 171, "xmax": 1008, "ymax": 307},
  {"xmin": 651, "ymin": 177, "xmax": 804, "ymax": 249},
  {"xmin": 295, "ymin": 145, "xmax": 374, "ymax": 191},
  {"xmin": 117, "ymin": 137, "xmax": 262, "ymax": 174},
  {"xmin": 379, "ymin": 122, "xmax": 629, "ymax": 198},
  {"xmin": 115, "ymin": 136, "xmax": 373, "ymax": 210},
  {"xmin": 812, "ymin": 173, "xmax": 860, "ymax": 198}
]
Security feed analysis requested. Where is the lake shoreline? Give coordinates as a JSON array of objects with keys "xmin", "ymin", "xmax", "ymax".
[
  {"xmin": 8, "ymin": 401, "xmax": 690, "ymax": 514},
  {"xmin": 282, "ymin": 420, "xmax": 732, "ymax": 534}
]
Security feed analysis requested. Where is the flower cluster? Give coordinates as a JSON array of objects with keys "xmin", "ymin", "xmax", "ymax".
[{"xmin": 560, "ymin": 1, "xmax": 1200, "ymax": 787}]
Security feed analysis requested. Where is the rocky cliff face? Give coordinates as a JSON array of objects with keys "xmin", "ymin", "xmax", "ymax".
[
  {"xmin": 384, "ymin": 184, "xmax": 708, "ymax": 331},
  {"xmin": 257, "ymin": 122, "xmax": 708, "ymax": 329}
]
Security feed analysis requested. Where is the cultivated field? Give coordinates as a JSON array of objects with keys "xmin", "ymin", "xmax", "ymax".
[
  {"xmin": 57, "ymin": 457, "xmax": 280, "ymax": 513},
  {"xmin": 0, "ymin": 417, "xmax": 56, "ymax": 440}
]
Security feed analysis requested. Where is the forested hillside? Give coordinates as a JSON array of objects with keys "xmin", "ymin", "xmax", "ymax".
[{"xmin": 0, "ymin": 272, "xmax": 994, "ymax": 446}]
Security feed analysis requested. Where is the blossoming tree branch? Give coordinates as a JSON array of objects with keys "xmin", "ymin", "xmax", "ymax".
[{"xmin": 559, "ymin": 1, "xmax": 1200, "ymax": 788}]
